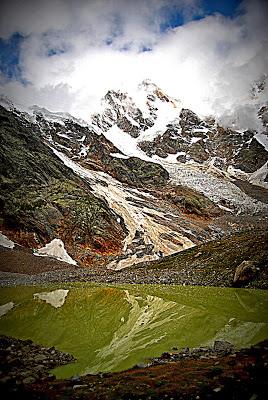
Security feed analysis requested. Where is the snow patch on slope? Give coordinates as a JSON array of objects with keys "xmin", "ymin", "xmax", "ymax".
[
  {"xmin": 110, "ymin": 152, "xmax": 130, "ymax": 159},
  {"xmin": 103, "ymin": 125, "xmax": 147, "ymax": 159},
  {"xmin": 0, "ymin": 232, "xmax": 15, "ymax": 249},
  {"xmin": 138, "ymin": 106, "xmax": 180, "ymax": 142},
  {"xmin": 34, "ymin": 239, "xmax": 77, "ymax": 265}
]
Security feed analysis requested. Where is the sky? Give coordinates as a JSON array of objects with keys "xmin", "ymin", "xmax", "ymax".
[{"xmin": 0, "ymin": 0, "xmax": 267, "ymax": 130}]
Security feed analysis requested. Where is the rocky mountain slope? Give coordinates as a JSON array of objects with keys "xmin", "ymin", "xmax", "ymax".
[
  {"xmin": 0, "ymin": 80, "xmax": 268, "ymax": 272},
  {"xmin": 0, "ymin": 106, "xmax": 126, "ymax": 266}
]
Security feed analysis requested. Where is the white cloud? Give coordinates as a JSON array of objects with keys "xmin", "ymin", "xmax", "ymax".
[{"xmin": 0, "ymin": 0, "xmax": 267, "ymax": 131}]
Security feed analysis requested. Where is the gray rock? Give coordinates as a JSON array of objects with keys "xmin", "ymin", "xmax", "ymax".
[
  {"xmin": 213, "ymin": 340, "xmax": 234, "ymax": 352},
  {"xmin": 34, "ymin": 354, "xmax": 47, "ymax": 362},
  {"xmin": 71, "ymin": 375, "xmax": 81, "ymax": 382}
]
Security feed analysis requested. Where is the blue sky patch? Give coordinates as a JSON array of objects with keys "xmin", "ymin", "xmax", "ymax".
[
  {"xmin": 202, "ymin": 0, "xmax": 243, "ymax": 18},
  {"xmin": 0, "ymin": 33, "xmax": 24, "ymax": 80},
  {"xmin": 160, "ymin": 0, "xmax": 243, "ymax": 32}
]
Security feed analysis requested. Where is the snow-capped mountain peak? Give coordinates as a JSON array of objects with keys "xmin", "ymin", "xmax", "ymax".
[
  {"xmin": 87, "ymin": 82, "xmax": 267, "ymax": 182},
  {"xmin": 91, "ymin": 80, "xmax": 181, "ymax": 138}
]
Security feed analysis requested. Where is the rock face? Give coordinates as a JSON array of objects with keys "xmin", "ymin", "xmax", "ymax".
[
  {"xmin": 32, "ymin": 104, "xmax": 169, "ymax": 188},
  {"xmin": 138, "ymin": 108, "xmax": 267, "ymax": 173},
  {"xmin": 90, "ymin": 81, "xmax": 267, "ymax": 177},
  {"xmin": 91, "ymin": 80, "xmax": 176, "ymax": 137},
  {"xmin": 0, "ymin": 106, "xmax": 126, "ymax": 266},
  {"xmin": 92, "ymin": 89, "xmax": 154, "ymax": 136},
  {"xmin": 133, "ymin": 230, "xmax": 268, "ymax": 289},
  {"xmin": 0, "ymin": 104, "xmax": 225, "ymax": 270}
]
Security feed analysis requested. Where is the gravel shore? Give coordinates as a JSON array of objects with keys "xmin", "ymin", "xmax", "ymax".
[
  {"xmin": 1, "ymin": 335, "xmax": 267, "ymax": 400},
  {"xmin": 0, "ymin": 265, "xmax": 236, "ymax": 288}
]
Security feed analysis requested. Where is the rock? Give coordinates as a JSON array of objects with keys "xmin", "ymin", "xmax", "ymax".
[
  {"xmin": 0, "ymin": 335, "xmax": 75, "ymax": 386},
  {"xmin": 233, "ymin": 260, "xmax": 257, "ymax": 285},
  {"xmin": 213, "ymin": 340, "xmax": 234, "ymax": 352},
  {"xmin": 134, "ymin": 363, "xmax": 147, "ymax": 369},
  {"xmin": 73, "ymin": 384, "xmax": 88, "ymax": 390},
  {"xmin": 22, "ymin": 376, "xmax": 36, "ymax": 384},
  {"xmin": 34, "ymin": 354, "xmax": 47, "ymax": 362},
  {"xmin": 71, "ymin": 375, "xmax": 81, "ymax": 382}
]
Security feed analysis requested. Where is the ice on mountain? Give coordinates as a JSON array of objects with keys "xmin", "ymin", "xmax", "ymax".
[
  {"xmin": 56, "ymin": 132, "xmax": 71, "ymax": 139},
  {"xmin": 255, "ymin": 132, "xmax": 268, "ymax": 151},
  {"xmin": 79, "ymin": 145, "xmax": 89, "ymax": 158},
  {"xmin": 162, "ymin": 160, "xmax": 268, "ymax": 214},
  {"xmin": 55, "ymin": 142, "xmax": 73, "ymax": 152},
  {"xmin": 190, "ymin": 137, "xmax": 202, "ymax": 144},
  {"xmin": 249, "ymin": 161, "xmax": 268, "ymax": 188},
  {"xmin": 110, "ymin": 152, "xmax": 130, "ymax": 159},
  {"xmin": 77, "ymin": 135, "xmax": 86, "ymax": 142},
  {"xmin": 29, "ymin": 105, "xmax": 88, "ymax": 127},
  {"xmin": 192, "ymin": 127, "xmax": 209, "ymax": 134},
  {"xmin": 103, "ymin": 125, "xmax": 149, "ymax": 160}
]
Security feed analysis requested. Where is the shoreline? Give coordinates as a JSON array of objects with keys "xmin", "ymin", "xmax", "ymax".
[
  {"xmin": 0, "ymin": 265, "xmax": 267, "ymax": 289},
  {"xmin": 1, "ymin": 335, "xmax": 267, "ymax": 399}
]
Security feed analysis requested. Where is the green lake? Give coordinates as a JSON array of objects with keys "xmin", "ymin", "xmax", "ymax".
[{"xmin": 0, "ymin": 283, "xmax": 267, "ymax": 378}]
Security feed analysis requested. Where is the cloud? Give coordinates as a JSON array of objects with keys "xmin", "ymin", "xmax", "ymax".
[
  {"xmin": 0, "ymin": 0, "xmax": 71, "ymax": 39},
  {"xmin": 0, "ymin": 0, "xmax": 200, "ymax": 42},
  {"xmin": 0, "ymin": 0, "xmax": 267, "ymax": 131}
]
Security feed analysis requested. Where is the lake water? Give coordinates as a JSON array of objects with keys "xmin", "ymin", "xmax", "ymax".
[{"xmin": 0, "ymin": 283, "xmax": 267, "ymax": 378}]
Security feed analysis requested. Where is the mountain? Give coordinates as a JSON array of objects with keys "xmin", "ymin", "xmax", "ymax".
[
  {"xmin": 89, "ymin": 80, "xmax": 268, "ymax": 211},
  {"xmin": 91, "ymin": 79, "xmax": 268, "ymax": 176},
  {"xmin": 0, "ymin": 81, "xmax": 268, "ymax": 277}
]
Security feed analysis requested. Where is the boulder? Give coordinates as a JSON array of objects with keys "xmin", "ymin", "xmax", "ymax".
[
  {"xmin": 233, "ymin": 260, "xmax": 257, "ymax": 285},
  {"xmin": 213, "ymin": 340, "xmax": 234, "ymax": 352}
]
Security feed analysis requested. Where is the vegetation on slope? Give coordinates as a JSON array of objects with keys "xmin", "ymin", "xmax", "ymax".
[
  {"xmin": 134, "ymin": 229, "xmax": 268, "ymax": 288},
  {"xmin": 0, "ymin": 106, "xmax": 126, "ymax": 265}
]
